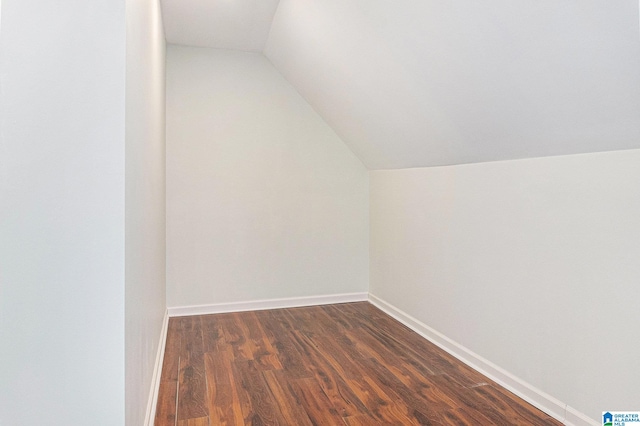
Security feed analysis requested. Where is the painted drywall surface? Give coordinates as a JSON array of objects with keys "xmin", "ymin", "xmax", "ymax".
[
  {"xmin": 161, "ymin": 0, "xmax": 280, "ymax": 51},
  {"xmin": 125, "ymin": 0, "xmax": 166, "ymax": 424},
  {"xmin": 0, "ymin": 1, "xmax": 126, "ymax": 425},
  {"xmin": 166, "ymin": 46, "xmax": 369, "ymax": 307},
  {"xmin": 370, "ymin": 149, "xmax": 640, "ymax": 422},
  {"xmin": 266, "ymin": 0, "xmax": 640, "ymax": 168}
]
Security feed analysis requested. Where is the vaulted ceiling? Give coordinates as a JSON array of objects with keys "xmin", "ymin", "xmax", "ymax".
[{"xmin": 160, "ymin": 0, "xmax": 640, "ymax": 169}]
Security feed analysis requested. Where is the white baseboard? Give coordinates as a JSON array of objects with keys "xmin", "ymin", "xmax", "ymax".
[
  {"xmin": 143, "ymin": 309, "xmax": 169, "ymax": 426},
  {"xmin": 564, "ymin": 407, "xmax": 599, "ymax": 426},
  {"xmin": 167, "ymin": 292, "xmax": 368, "ymax": 317},
  {"xmin": 368, "ymin": 294, "xmax": 598, "ymax": 426}
]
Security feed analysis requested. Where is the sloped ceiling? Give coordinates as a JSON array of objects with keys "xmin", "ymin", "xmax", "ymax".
[{"xmin": 161, "ymin": 0, "xmax": 640, "ymax": 169}]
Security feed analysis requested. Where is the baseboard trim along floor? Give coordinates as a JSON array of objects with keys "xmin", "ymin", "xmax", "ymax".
[
  {"xmin": 144, "ymin": 310, "xmax": 169, "ymax": 426},
  {"xmin": 368, "ymin": 293, "xmax": 598, "ymax": 426},
  {"xmin": 167, "ymin": 292, "xmax": 369, "ymax": 317}
]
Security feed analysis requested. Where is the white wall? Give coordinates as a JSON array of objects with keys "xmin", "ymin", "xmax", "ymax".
[
  {"xmin": 0, "ymin": 1, "xmax": 126, "ymax": 425},
  {"xmin": 125, "ymin": 0, "xmax": 166, "ymax": 425},
  {"xmin": 166, "ymin": 46, "xmax": 369, "ymax": 308},
  {"xmin": 370, "ymin": 149, "xmax": 640, "ymax": 423}
]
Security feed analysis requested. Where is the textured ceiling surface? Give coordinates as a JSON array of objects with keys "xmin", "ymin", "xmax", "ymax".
[{"xmin": 162, "ymin": 0, "xmax": 640, "ymax": 169}]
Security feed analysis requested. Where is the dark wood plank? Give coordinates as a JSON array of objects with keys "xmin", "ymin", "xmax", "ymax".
[
  {"xmin": 233, "ymin": 359, "xmax": 289, "ymax": 425},
  {"xmin": 200, "ymin": 314, "xmax": 227, "ymax": 353},
  {"xmin": 262, "ymin": 370, "xmax": 314, "ymax": 426},
  {"xmin": 157, "ymin": 302, "xmax": 563, "ymax": 426},
  {"xmin": 286, "ymin": 377, "xmax": 343, "ymax": 425},
  {"xmin": 154, "ymin": 379, "xmax": 178, "ymax": 426},
  {"xmin": 176, "ymin": 416, "xmax": 209, "ymax": 426},
  {"xmin": 353, "ymin": 356, "xmax": 450, "ymax": 423},
  {"xmin": 155, "ymin": 318, "xmax": 182, "ymax": 426},
  {"xmin": 238, "ymin": 312, "xmax": 283, "ymax": 370},
  {"xmin": 470, "ymin": 384, "xmax": 559, "ymax": 425},
  {"xmin": 177, "ymin": 316, "xmax": 208, "ymax": 420},
  {"xmin": 204, "ymin": 350, "xmax": 244, "ymax": 425},
  {"xmin": 222, "ymin": 313, "xmax": 259, "ymax": 362},
  {"xmin": 288, "ymin": 330, "xmax": 368, "ymax": 417},
  {"xmin": 342, "ymin": 414, "xmax": 378, "ymax": 425},
  {"xmin": 162, "ymin": 318, "xmax": 182, "ymax": 381},
  {"xmin": 254, "ymin": 310, "xmax": 312, "ymax": 379}
]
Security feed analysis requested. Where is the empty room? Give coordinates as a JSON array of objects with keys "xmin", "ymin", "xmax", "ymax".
[{"xmin": 1, "ymin": 0, "xmax": 639, "ymax": 425}]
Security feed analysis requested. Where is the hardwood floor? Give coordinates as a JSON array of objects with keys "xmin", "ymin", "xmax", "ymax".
[{"xmin": 155, "ymin": 302, "xmax": 560, "ymax": 425}]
